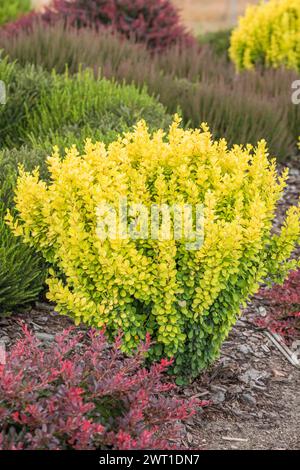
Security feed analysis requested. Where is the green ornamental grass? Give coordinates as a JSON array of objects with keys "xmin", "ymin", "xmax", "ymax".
[{"xmin": 0, "ymin": 22, "xmax": 298, "ymax": 159}]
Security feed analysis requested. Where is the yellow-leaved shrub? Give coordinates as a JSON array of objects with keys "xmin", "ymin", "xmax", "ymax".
[
  {"xmin": 230, "ymin": 0, "xmax": 300, "ymax": 72},
  {"xmin": 8, "ymin": 118, "xmax": 300, "ymax": 379}
]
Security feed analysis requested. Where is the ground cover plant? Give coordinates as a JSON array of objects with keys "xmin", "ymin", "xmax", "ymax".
[
  {"xmin": 8, "ymin": 118, "xmax": 300, "ymax": 379},
  {"xmin": 0, "ymin": 21, "xmax": 298, "ymax": 158},
  {"xmin": 230, "ymin": 0, "xmax": 300, "ymax": 72},
  {"xmin": 3, "ymin": 0, "xmax": 194, "ymax": 51},
  {"xmin": 0, "ymin": 325, "xmax": 204, "ymax": 450}
]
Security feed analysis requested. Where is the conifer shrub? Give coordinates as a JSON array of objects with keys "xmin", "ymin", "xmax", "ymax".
[
  {"xmin": 8, "ymin": 119, "xmax": 300, "ymax": 379},
  {"xmin": 0, "ymin": 326, "xmax": 203, "ymax": 450},
  {"xmin": 230, "ymin": 0, "xmax": 300, "ymax": 72}
]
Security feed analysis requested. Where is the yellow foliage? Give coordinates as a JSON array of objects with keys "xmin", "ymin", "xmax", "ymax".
[
  {"xmin": 7, "ymin": 117, "xmax": 300, "ymax": 378},
  {"xmin": 230, "ymin": 0, "xmax": 300, "ymax": 71}
]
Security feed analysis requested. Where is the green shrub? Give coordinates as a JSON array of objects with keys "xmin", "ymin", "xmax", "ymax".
[
  {"xmin": 0, "ymin": 0, "xmax": 30, "ymax": 26},
  {"xmin": 9, "ymin": 119, "xmax": 300, "ymax": 378},
  {"xmin": 0, "ymin": 147, "xmax": 46, "ymax": 313},
  {"xmin": 0, "ymin": 58, "xmax": 52, "ymax": 148},
  {"xmin": 1, "ymin": 23, "xmax": 298, "ymax": 159},
  {"xmin": 0, "ymin": 56, "xmax": 170, "ymax": 150},
  {"xmin": 24, "ymin": 69, "xmax": 171, "ymax": 151},
  {"xmin": 230, "ymin": 0, "xmax": 300, "ymax": 72},
  {"xmin": 198, "ymin": 29, "xmax": 232, "ymax": 58}
]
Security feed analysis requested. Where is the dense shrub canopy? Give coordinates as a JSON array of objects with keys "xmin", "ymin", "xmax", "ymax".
[
  {"xmin": 8, "ymin": 119, "xmax": 300, "ymax": 378},
  {"xmin": 230, "ymin": 0, "xmax": 300, "ymax": 72}
]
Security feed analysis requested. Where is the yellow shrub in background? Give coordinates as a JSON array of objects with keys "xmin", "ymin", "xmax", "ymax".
[
  {"xmin": 230, "ymin": 0, "xmax": 300, "ymax": 72},
  {"xmin": 7, "ymin": 118, "xmax": 300, "ymax": 379}
]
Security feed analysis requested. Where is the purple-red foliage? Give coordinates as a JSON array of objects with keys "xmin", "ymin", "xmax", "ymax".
[
  {"xmin": 1, "ymin": 10, "xmax": 38, "ymax": 36},
  {"xmin": 0, "ymin": 325, "xmax": 205, "ymax": 450},
  {"xmin": 3, "ymin": 0, "xmax": 195, "ymax": 51},
  {"xmin": 255, "ymin": 269, "xmax": 300, "ymax": 344}
]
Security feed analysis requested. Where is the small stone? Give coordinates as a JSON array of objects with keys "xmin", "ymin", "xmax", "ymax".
[
  {"xmin": 35, "ymin": 332, "xmax": 55, "ymax": 342},
  {"xmin": 258, "ymin": 306, "xmax": 267, "ymax": 317},
  {"xmin": 238, "ymin": 344, "xmax": 252, "ymax": 355},
  {"xmin": 241, "ymin": 393, "xmax": 257, "ymax": 406},
  {"xmin": 0, "ymin": 336, "xmax": 10, "ymax": 345},
  {"xmin": 228, "ymin": 385, "xmax": 243, "ymax": 394},
  {"xmin": 291, "ymin": 340, "xmax": 300, "ymax": 351},
  {"xmin": 39, "ymin": 316, "xmax": 49, "ymax": 323},
  {"xmin": 211, "ymin": 390, "xmax": 226, "ymax": 404},
  {"xmin": 239, "ymin": 368, "xmax": 268, "ymax": 385},
  {"xmin": 289, "ymin": 168, "xmax": 300, "ymax": 177}
]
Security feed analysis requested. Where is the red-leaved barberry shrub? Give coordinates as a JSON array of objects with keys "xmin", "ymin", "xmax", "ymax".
[
  {"xmin": 0, "ymin": 325, "xmax": 204, "ymax": 450},
  {"xmin": 1, "ymin": 10, "xmax": 39, "ymax": 35},
  {"xmin": 3, "ymin": 0, "xmax": 195, "ymax": 51},
  {"xmin": 255, "ymin": 269, "xmax": 300, "ymax": 344}
]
